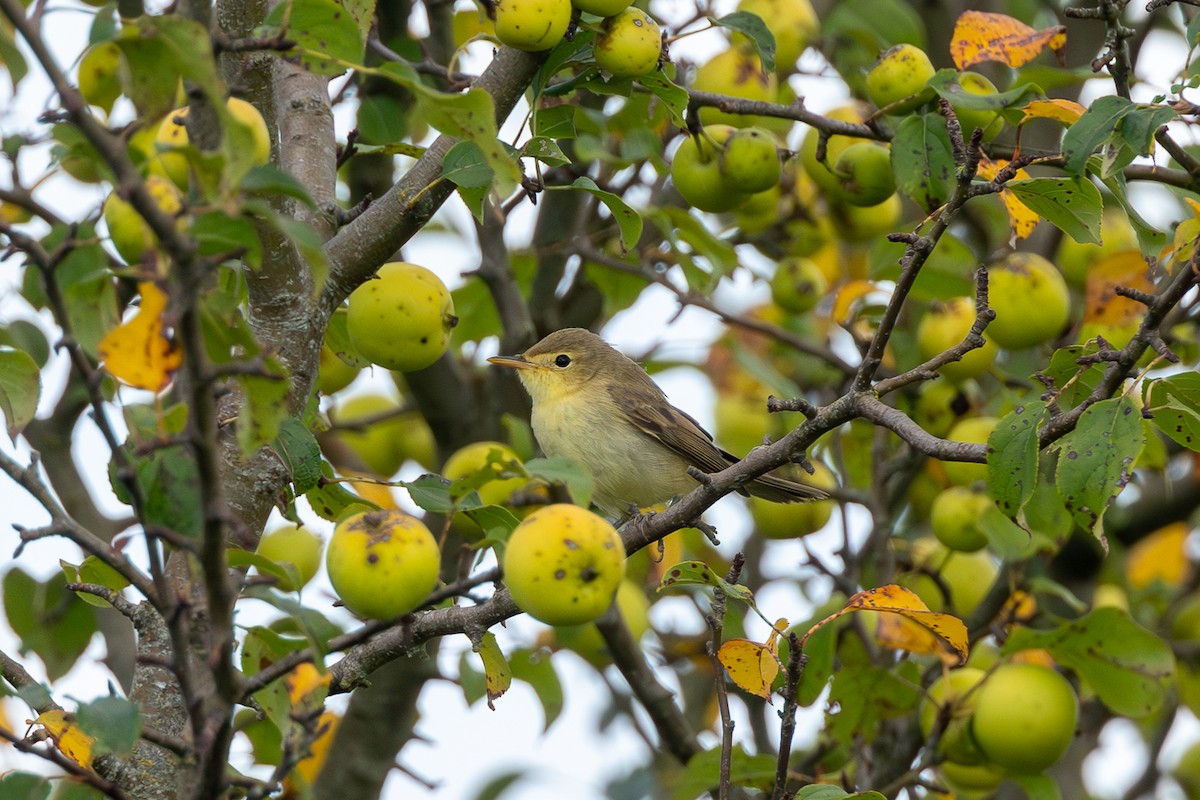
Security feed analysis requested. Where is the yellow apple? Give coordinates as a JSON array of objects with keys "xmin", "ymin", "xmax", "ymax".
[
  {"xmin": 346, "ymin": 262, "xmax": 457, "ymax": 372},
  {"xmin": 102, "ymin": 175, "xmax": 184, "ymax": 264},
  {"xmin": 326, "ymin": 509, "xmax": 441, "ymax": 619},
  {"xmin": 594, "ymin": 8, "xmax": 661, "ymax": 78},
  {"xmin": 930, "ymin": 486, "xmax": 992, "ymax": 552},
  {"xmin": 986, "ymin": 252, "xmax": 1071, "ymax": 350},
  {"xmin": 692, "ymin": 48, "xmax": 778, "ymax": 128},
  {"xmin": 330, "ymin": 393, "xmax": 409, "ymax": 477},
  {"xmin": 154, "ymin": 97, "xmax": 271, "ymax": 188},
  {"xmin": 503, "ymin": 504, "xmax": 626, "ymax": 625},
  {"xmin": 916, "ymin": 297, "xmax": 998, "ymax": 384},
  {"xmin": 865, "ymin": 44, "xmax": 935, "ymax": 114},
  {"xmin": 919, "ymin": 667, "xmax": 987, "ymax": 765},
  {"xmin": 733, "ymin": 0, "xmax": 818, "ymax": 74},
  {"xmin": 493, "ymin": 0, "xmax": 571, "ymax": 51}
]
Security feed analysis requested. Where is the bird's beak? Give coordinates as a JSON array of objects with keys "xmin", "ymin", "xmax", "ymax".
[{"xmin": 487, "ymin": 354, "xmax": 539, "ymax": 370}]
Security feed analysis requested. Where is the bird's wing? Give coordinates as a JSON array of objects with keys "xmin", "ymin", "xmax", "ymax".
[{"xmin": 612, "ymin": 387, "xmax": 734, "ymax": 473}]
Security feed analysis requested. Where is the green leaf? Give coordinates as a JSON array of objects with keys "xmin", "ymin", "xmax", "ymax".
[
  {"xmin": 259, "ymin": 0, "xmax": 366, "ymax": 75},
  {"xmin": 111, "ymin": 436, "xmax": 203, "ymax": 538},
  {"xmin": 524, "ymin": 456, "xmax": 594, "ymax": 508},
  {"xmin": 927, "ymin": 69, "xmax": 1041, "ymax": 112},
  {"xmin": 0, "ymin": 320, "xmax": 51, "ymax": 368},
  {"xmin": 658, "ymin": 560, "xmax": 755, "ymax": 606},
  {"xmin": 712, "ymin": 12, "xmax": 776, "ymax": 74},
  {"xmin": 240, "ymin": 166, "xmax": 317, "ymax": 208},
  {"xmin": 237, "ymin": 359, "xmax": 291, "ymax": 454},
  {"xmin": 1004, "ymin": 607, "xmax": 1173, "ymax": 717},
  {"xmin": 0, "ymin": 347, "xmax": 40, "ymax": 440},
  {"xmin": 62, "ymin": 555, "xmax": 132, "ymax": 608},
  {"xmin": 404, "ymin": 473, "xmax": 456, "ymax": 514},
  {"xmin": 638, "ymin": 71, "xmax": 689, "ymax": 128},
  {"xmin": 274, "ymin": 417, "xmax": 323, "ymax": 494},
  {"xmin": 890, "ymin": 113, "xmax": 955, "ymax": 211},
  {"xmin": 796, "ymin": 786, "xmax": 886, "ymax": 800},
  {"xmin": 531, "ymin": 105, "xmax": 578, "ymax": 139},
  {"xmin": 1006, "ymin": 177, "xmax": 1102, "ymax": 245},
  {"xmin": 1052, "ymin": 395, "xmax": 1145, "ymax": 542},
  {"xmin": 0, "ymin": 774, "xmax": 51, "ymax": 800},
  {"xmin": 440, "ymin": 140, "xmax": 493, "ymax": 188},
  {"xmin": 304, "ymin": 461, "xmax": 378, "ymax": 522},
  {"xmin": 986, "ymin": 400, "xmax": 1047, "ymax": 521},
  {"xmin": 521, "ymin": 136, "xmax": 570, "ymax": 167},
  {"xmin": 463, "ymin": 505, "xmax": 522, "ymax": 544},
  {"xmin": 1061, "ymin": 95, "xmax": 1133, "ymax": 177},
  {"xmin": 547, "ymin": 177, "xmax": 643, "ymax": 253},
  {"xmin": 475, "ymin": 631, "xmax": 511, "ymax": 707},
  {"xmin": 228, "ymin": 547, "xmax": 299, "ymax": 589},
  {"xmin": 0, "ymin": 24, "xmax": 30, "ymax": 91},
  {"xmin": 115, "ymin": 16, "xmax": 221, "ymax": 119},
  {"xmin": 190, "ymin": 211, "xmax": 264, "ymax": 269},
  {"xmin": 242, "ymin": 586, "xmax": 343, "ymax": 655},
  {"xmin": 1042, "ymin": 344, "xmax": 1105, "ymax": 411},
  {"xmin": 672, "ymin": 745, "xmax": 777, "ymax": 800},
  {"xmin": 508, "ymin": 648, "xmax": 563, "ymax": 731},
  {"xmin": 76, "ymin": 696, "xmax": 142, "ymax": 758},
  {"xmin": 1097, "ymin": 171, "xmax": 1169, "ymax": 258},
  {"xmin": 1143, "ymin": 371, "xmax": 1200, "ymax": 452},
  {"xmin": 2, "ymin": 568, "xmax": 97, "ymax": 682}
]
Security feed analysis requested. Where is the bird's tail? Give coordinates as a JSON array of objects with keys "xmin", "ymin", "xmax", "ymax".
[{"xmin": 746, "ymin": 471, "xmax": 830, "ymax": 503}]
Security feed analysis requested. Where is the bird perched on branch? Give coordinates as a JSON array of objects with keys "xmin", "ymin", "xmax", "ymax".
[{"xmin": 488, "ymin": 328, "xmax": 828, "ymax": 520}]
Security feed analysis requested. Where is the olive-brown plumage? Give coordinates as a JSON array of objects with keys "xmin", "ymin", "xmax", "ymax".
[{"xmin": 488, "ymin": 328, "xmax": 829, "ymax": 519}]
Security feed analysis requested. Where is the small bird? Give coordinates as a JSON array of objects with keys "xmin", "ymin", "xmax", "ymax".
[{"xmin": 488, "ymin": 328, "xmax": 829, "ymax": 520}]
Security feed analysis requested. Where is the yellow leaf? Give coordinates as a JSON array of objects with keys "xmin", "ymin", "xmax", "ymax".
[
  {"xmin": 977, "ymin": 157, "xmax": 1039, "ymax": 241},
  {"xmin": 476, "ymin": 632, "xmax": 512, "ymax": 709},
  {"xmin": 951, "ymin": 10, "xmax": 1067, "ymax": 70},
  {"xmin": 1083, "ymin": 251, "xmax": 1154, "ymax": 327},
  {"xmin": 803, "ymin": 585, "xmax": 969, "ymax": 665},
  {"xmin": 1127, "ymin": 522, "xmax": 1192, "ymax": 589},
  {"xmin": 33, "ymin": 710, "xmax": 94, "ymax": 768},
  {"xmin": 98, "ymin": 282, "xmax": 182, "ymax": 391},
  {"xmin": 285, "ymin": 662, "xmax": 331, "ymax": 712},
  {"xmin": 718, "ymin": 638, "xmax": 780, "ymax": 700},
  {"xmin": 283, "ymin": 710, "xmax": 340, "ymax": 796},
  {"xmin": 831, "ymin": 280, "xmax": 884, "ymax": 326},
  {"xmin": 1020, "ymin": 99, "xmax": 1086, "ymax": 126}
]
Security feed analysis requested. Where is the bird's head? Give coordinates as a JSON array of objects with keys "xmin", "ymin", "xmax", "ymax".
[{"xmin": 488, "ymin": 328, "xmax": 626, "ymax": 403}]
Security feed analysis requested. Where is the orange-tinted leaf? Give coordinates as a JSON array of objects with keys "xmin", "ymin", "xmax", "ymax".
[
  {"xmin": 978, "ymin": 157, "xmax": 1039, "ymax": 240},
  {"xmin": 802, "ymin": 585, "xmax": 968, "ymax": 665},
  {"xmin": 831, "ymin": 280, "xmax": 884, "ymax": 326},
  {"xmin": 476, "ymin": 632, "xmax": 512, "ymax": 708},
  {"xmin": 285, "ymin": 662, "xmax": 331, "ymax": 712},
  {"xmin": 1083, "ymin": 251, "xmax": 1154, "ymax": 327},
  {"xmin": 951, "ymin": 11, "xmax": 1067, "ymax": 70},
  {"xmin": 1021, "ymin": 99, "xmax": 1086, "ymax": 126},
  {"xmin": 1127, "ymin": 522, "xmax": 1192, "ymax": 589},
  {"xmin": 98, "ymin": 282, "xmax": 181, "ymax": 391},
  {"xmin": 718, "ymin": 638, "xmax": 780, "ymax": 700},
  {"xmin": 33, "ymin": 710, "xmax": 94, "ymax": 768}
]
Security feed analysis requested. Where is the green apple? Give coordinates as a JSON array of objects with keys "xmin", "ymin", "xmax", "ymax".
[
  {"xmin": 733, "ymin": 0, "xmax": 817, "ymax": 73},
  {"xmin": 770, "ymin": 255, "xmax": 828, "ymax": 314},
  {"xmin": 594, "ymin": 8, "xmax": 661, "ymax": 78},
  {"xmin": 493, "ymin": 0, "xmax": 571, "ymax": 51},
  {"xmin": 919, "ymin": 667, "xmax": 987, "ymax": 765},
  {"xmin": 330, "ymin": 393, "xmax": 409, "ymax": 477},
  {"xmin": 940, "ymin": 416, "xmax": 997, "ymax": 487},
  {"xmin": 326, "ymin": 509, "xmax": 441, "ymax": 619},
  {"xmin": 866, "ymin": 44, "xmax": 935, "ymax": 114},
  {"xmin": 831, "ymin": 142, "xmax": 895, "ymax": 207},
  {"xmin": 554, "ymin": 579, "xmax": 651, "ymax": 665},
  {"xmin": 443, "ymin": 441, "xmax": 527, "ymax": 537},
  {"xmin": 452, "ymin": 7, "xmax": 496, "ymax": 45},
  {"xmin": 833, "ymin": 192, "xmax": 903, "ymax": 240},
  {"xmin": 1056, "ymin": 208, "xmax": 1137, "ymax": 287},
  {"xmin": 692, "ymin": 48, "xmax": 778, "ymax": 128},
  {"xmin": 102, "ymin": 175, "xmax": 184, "ymax": 264},
  {"xmin": 346, "ymin": 262, "xmax": 457, "ymax": 372},
  {"xmin": 799, "ymin": 102, "xmax": 871, "ymax": 197},
  {"xmin": 317, "ymin": 343, "xmax": 361, "ymax": 395},
  {"xmin": 916, "ymin": 297, "xmax": 998, "ymax": 384},
  {"xmin": 938, "ymin": 760, "xmax": 1006, "ymax": 793},
  {"xmin": 1172, "ymin": 740, "xmax": 1200, "ymax": 798},
  {"xmin": 720, "ymin": 127, "xmax": 782, "ymax": 193},
  {"xmin": 913, "ymin": 380, "xmax": 974, "ymax": 439},
  {"xmin": 930, "ymin": 486, "xmax": 992, "ymax": 552},
  {"xmin": 901, "ymin": 537, "xmax": 997, "ymax": 616},
  {"xmin": 950, "ymin": 71, "xmax": 1003, "ymax": 142},
  {"xmin": 503, "ymin": 504, "xmax": 626, "ymax": 625},
  {"xmin": 733, "ymin": 184, "xmax": 783, "ymax": 234},
  {"xmin": 970, "ymin": 662, "xmax": 1078, "ymax": 774},
  {"xmin": 670, "ymin": 125, "xmax": 749, "ymax": 212},
  {"xmin": 986, "ymin": 252, "xmax": 1071, "ymax": 350},
  {"xmin": 748, "ymin": 460, "xmax": 838, "ymax": 538},
  {"xmin": 256, "ymin": 524, "xmax": 324, "ymax": 591},
  {"xmin": 77, "ymin": 42, "xmax": 123, "ymax": 114}
]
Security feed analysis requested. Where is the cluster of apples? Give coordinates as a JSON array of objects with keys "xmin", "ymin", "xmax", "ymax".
[
  {"xmin": 99, "ymin": 98, "xmax": 271, "ymax": 265},
  {"xmin": 492, "ymin": 0, "xmax": 663, "ymax": 79}
]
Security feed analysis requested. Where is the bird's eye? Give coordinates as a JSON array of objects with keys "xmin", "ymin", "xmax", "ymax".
[{"xmin": 554, "ymin": 354, "xmax": 571, "ymax": 368}]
